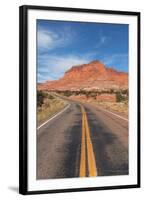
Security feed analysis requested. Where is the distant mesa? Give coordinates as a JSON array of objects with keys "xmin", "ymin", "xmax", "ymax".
[{"xmin": 38, "ymin": 60, "xmax": 128, "ymax": 91}]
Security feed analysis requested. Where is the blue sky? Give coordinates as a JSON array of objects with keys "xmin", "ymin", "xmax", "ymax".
[{"xmin": 37, "ymin": 20, "xmax": 128, "ymax": 83}]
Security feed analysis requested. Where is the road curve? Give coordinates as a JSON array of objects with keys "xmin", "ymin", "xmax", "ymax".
[{"xmin": 37, "ymin": 99, "xmax": 128, "ymax": 179}]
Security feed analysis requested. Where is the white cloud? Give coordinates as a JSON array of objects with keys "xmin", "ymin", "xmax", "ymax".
[
  {"xmin": 38, "ymin": 54, "xmax": 92, "ymax": 82},
  {"xmin": 94, "ymin": 35, "xmax": 109, "ymax": 49},
  {"xmin": 37, "ymin": 26, "xmax": 75, "ymax": 51},
  {"xmin": 38, "ymin": 30, "xmax": 55, "ymax": 49},
  {"xmin": 93, "ymin": 28, "xmax": 110, "ymax": 49},
  {"xmin": 101, "ymin": 36, "xmax": 107, "ymax": 44}
]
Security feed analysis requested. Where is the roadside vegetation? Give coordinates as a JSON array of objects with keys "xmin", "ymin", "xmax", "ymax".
[
  {"xmin": 55, "ymin": 89, "xmax": 128, "ymax": 100},
  {"xmin": 37, "ymin": 91, "xmax": 68, "ymax": 126},
  {"xmin": 55, "ymin": 89, "xmax": 128, "ymax": 115}
]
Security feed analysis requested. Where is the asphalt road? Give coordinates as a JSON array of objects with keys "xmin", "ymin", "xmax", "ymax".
[{"xmin": 37, "ymin": 99, "xmax": 128, "ymax": 180}]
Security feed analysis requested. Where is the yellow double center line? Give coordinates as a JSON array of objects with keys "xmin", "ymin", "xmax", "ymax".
[{"xmin": 79, "ymin": 105, "xmax": 97, "ymax": 177}]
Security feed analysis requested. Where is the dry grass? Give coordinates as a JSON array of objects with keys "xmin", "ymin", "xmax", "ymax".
[
  {"xmin": 37, "ymin": 92, "xmax": 68, "ymax": 125},
  {"xmin": 92, "ymin": 101, "xmax": 128, "ymax": 116}
]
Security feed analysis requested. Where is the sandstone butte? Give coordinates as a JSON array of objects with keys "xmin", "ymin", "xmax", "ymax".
[{"xmin": 37, "ymin": 60, "xmax": 128, "ymax": 91}]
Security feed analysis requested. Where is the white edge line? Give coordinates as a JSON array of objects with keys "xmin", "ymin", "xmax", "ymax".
[
  {"xmin": 37, "ymin": 104, "xmax": 70, "ymax": 130},
  {"xmin": 97, "ymin": 106, "xmax": 128, "ymax": 121}
]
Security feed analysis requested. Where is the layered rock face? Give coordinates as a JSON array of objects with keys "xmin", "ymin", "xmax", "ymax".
[{"xmin": 38, "ymin": 60, "xmax": 128, "ymax": 91}]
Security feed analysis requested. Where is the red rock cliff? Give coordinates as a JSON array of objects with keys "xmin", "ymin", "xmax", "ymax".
[{"xmin": 38, "ymin": 60, "xmax": 128, "ymax": 91}]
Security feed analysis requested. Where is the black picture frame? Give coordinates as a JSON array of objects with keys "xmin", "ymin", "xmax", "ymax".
[{"xmin": 19, "ymin": 5, "xmax": 141, "ymax": 195}]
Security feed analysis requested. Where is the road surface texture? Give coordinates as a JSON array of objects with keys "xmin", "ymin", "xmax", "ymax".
[{"xmin": 37, "ymin": 99, "xmax": 128, "ymax": 179}]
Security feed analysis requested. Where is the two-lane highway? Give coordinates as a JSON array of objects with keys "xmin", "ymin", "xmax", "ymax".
[{"xmin": 37, "ymin": 100, "xmax": 128, "ymax": 179}]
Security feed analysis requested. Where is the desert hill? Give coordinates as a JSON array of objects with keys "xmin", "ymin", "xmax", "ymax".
[{"xmin": 38, "ymin": 60, "xmax": 128, "ymax": 91}]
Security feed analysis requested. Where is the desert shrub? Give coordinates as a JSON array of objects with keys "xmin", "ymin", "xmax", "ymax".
[
  {"xmin": 121, "ymin": 89, "xmax": 128, "ymax": 95},
  {"xmin": 37, "ymin": 91, "xmax": 46, "ymax": 107},
  {"xmin": 116, "ymin": 91, "xmax": 127, "ymax": 102},
  {"xmin": 63, "ymin": 90, "xmax": 73, "ymax": 97}
]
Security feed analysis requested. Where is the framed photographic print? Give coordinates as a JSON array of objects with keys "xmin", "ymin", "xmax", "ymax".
[{"xmin": 19, "ymin": 5, "xmax": 140, "ymax": 195}]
